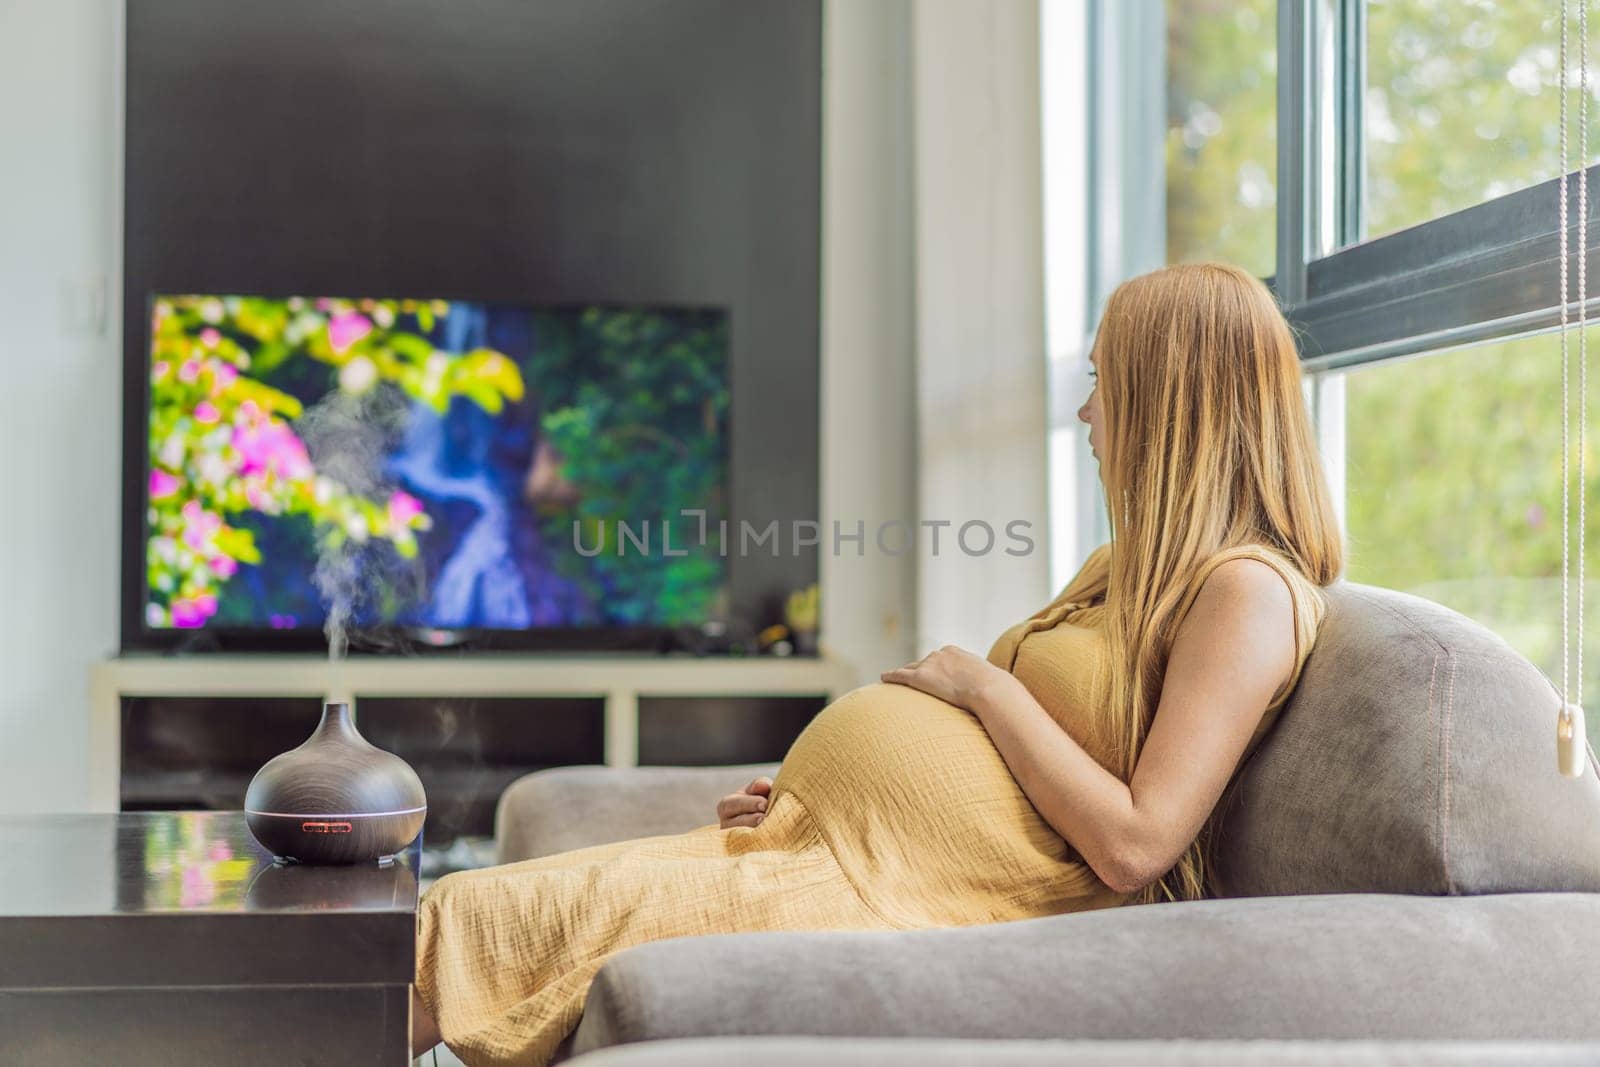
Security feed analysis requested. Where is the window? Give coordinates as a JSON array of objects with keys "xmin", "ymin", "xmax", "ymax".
[
  {"xmin": 1291, "ymin": 1, "xmax": 1600, "ymax": 742},
  {"xmin": 1166, "ymin": 0, "xmax": 1278, "ymax": 274},
  {"xmin": 1077, "ymin": 0, "xmax": 1600, "ymax": 740},
  {"xmin": 1342, "ymin": 328, "xmax": 1600, "ymax": 710}
]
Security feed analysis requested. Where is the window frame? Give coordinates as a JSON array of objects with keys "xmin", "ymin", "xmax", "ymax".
[{"xmin": 1278, "ymin": 0, "xmax": 1599, "ymax": 372}]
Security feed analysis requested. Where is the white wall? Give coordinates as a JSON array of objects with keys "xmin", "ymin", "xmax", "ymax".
[
  {"xmin": 819, "ymin": 0, "xmax": 920, "ymax": 678},
  {"xmin": 0, "ymin": 0, "xmax": 123, "ymax": 813}
]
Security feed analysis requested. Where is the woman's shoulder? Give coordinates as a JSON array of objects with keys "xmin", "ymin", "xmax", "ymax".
[
  {"xmin": 1233, "ymin": 543, "xmax": 1330, "ymax": 620},
  {"xmin": 1081, "ymin": 540, "xmax": 1323, "ymax": 626},
  {"xmin": 1179, "ymin": 544, "xmax": 1327, "ymax": 643},
  {"xmin": 1176, "ymin": 545, "xmax": 1323, "ymax": 710},
  {"xmin": 1196, "ymin": 552, "xmax": 1299, "ymax": 616},
  {"xmin": 1197, "ymin": 542, "xmax": 1320, "ymax": 595}
]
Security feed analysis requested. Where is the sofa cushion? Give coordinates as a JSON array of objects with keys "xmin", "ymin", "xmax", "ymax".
[
  {"xmin": 567, "ymin": 892, "xmax": 1600, "ymax": 1055},
  {"xmin": 495, "ymin": 763, "xmax": 781, "ymax": 864},
  {"xmin": 1210, "ymin": 581, "xmax": 1600, "ymax": 896},
  {"xmin": 563, "ymin": 1037, "xmax": 1600, "ymax": 1067}
]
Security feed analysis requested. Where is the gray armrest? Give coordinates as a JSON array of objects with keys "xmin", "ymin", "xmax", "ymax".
[
  {"xmin": 571, "ymin": 892, "xmax": 1600, "ymax": 1054},
  {"xmin": 495, "ymin": 763, "xmax": 781, "ymax": 863}
]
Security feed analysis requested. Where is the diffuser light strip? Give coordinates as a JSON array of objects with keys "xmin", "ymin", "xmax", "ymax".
[{"xmin": 245, "ymin": 806, "xmax": 427, "ymax": 818}]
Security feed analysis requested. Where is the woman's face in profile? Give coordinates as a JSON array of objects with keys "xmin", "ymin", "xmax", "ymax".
[{"xmin": 1077, "ymin": 350, "xmax": 1103, "ymax": 465}]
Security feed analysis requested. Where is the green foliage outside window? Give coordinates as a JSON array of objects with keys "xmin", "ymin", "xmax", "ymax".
[
  {"xmin": 1166, "ymin": 0, "xmax": 1277, "ymax": 275},
  {"xmin": 1366, "ymin": 0, "xmax": 1598, "ymax": 239}
]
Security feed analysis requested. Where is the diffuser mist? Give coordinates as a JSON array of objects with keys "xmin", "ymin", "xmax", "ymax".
[{"xmin": 244, "ymin": 701, "xmax": 427, "ymax": 865}]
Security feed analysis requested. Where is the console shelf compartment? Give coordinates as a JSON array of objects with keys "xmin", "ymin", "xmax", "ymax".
[{"xmin": 89, "ymin": 654, "xmax": 861, "ymax": 812}]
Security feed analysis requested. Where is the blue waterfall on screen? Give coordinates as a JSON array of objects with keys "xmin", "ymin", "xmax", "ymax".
[{"xmin": 387, "ymin": 304, "xmax": 596, "ymax": 629}]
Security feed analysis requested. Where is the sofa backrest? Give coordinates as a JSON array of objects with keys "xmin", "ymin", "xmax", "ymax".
[{"xmin": 1210, "ymin": 580, "xmax": 1600, "ymax": 897}]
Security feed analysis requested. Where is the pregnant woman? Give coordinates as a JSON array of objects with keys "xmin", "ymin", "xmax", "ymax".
[{"xmin": 412, "ymin": 262, "xmax": 1344, "ymax": 1065}]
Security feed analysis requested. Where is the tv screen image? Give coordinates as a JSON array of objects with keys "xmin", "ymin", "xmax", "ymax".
[{"xmin": 140, "ymin": 294, "xmax": 730, "ymax": 641}]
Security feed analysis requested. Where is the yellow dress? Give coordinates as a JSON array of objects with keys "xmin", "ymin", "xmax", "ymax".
[{"xmin": 415, "ymin": 543, "xmax": 1328, "ymax": 1066}]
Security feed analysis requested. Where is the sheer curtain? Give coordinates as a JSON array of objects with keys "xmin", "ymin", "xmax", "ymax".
[{"xmin": 911, "ymin": 0, "xmax": 1052, "ymax": 653}]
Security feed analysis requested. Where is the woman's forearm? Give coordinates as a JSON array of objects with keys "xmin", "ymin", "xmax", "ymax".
[{"xmin": 969, "ymin": 671, "xmax": 1154, "ymax": 893}]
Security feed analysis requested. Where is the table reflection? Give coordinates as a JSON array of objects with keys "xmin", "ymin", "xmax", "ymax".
[{"xmin": 139, "ymin": 810, "xmax": 256, "ymax": 910}]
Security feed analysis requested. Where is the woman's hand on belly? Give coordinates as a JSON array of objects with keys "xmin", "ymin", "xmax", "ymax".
[
  {"xmin": 716, "ymin": 775, "xmax": 773, "ymax": 829},
  {"xmin": 880, "ymin": 645, "xmax": 1012, "ymax": 713}
]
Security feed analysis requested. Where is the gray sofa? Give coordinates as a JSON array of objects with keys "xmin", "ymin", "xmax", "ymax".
[{"xmin": 493, "ymin": 581, "xmax": 1600, "ymax": 1065}]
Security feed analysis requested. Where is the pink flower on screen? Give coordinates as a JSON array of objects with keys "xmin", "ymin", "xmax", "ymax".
[
  {"xmin": 193, "ymin": 592, "xmax": 218, "ymax": 617},
  {"xmin": 232, "ymin": 409, "xmax": 313, "ymax": 481},
  {"xmin": 178, "ymin": 360, "xmax": 201, "ymax": 384},
  {"xmin": 149, "ymin": 469, "xmax": 181, "ymax": 500},
  {"xmin": 170, "ymin": 599, "xmax": 206, "ymax": 628},
  {"xmin": 208, "ymin": 555, "xmax": 238, "ymax": 578},
  {"xmin": 211, "ymin": 362, "xmax": 239, "ymax": 392},
  {"xmin": 180, "ymin": 500, "xmax": 222, "ymax": 550},
  {"xmin": 152, "ymin": 361, "xmax": 170, "ymax": 380},
  {"xmin": 387, "ymin": 489, "xmax": 425, "ymax": 529},
  {"xmin": 328, "ymin": 311, "xmax": 373, "ymax": 353},
  {"xmin": 193, "ymin": 401, "xmax": 221, "ymax": 425},
  {"xmin": 199, "ymin": 328, "xmax": 222, "ymax": 349}
]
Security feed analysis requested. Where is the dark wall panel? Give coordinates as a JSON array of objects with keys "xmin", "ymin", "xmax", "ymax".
[{"xmin": 122, "ymin": 0, "xmax": 822, "ymax": 639}]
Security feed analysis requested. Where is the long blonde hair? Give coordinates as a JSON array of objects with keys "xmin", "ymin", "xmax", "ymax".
[{"xmin": 1056, "ymin": 262, "xmax": 1344, "ymax": 904}]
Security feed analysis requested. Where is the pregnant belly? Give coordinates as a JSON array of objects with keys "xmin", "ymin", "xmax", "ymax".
[{"xmin": 772, "ymin": 682, "xmax": 1105, "ymax": 925}]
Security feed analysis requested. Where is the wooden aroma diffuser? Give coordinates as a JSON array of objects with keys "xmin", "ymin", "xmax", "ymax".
[{"xmin": 244, "ymin": 701, "xmax": 427, "ymax": 865}]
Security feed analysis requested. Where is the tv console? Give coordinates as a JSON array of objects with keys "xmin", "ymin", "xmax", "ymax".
[{"xmin": 87, "ymin": 653, "xmax": 861, "ymax": 814}]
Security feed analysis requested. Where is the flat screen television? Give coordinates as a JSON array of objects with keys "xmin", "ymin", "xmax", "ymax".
[{"xmin": 123, "ymin": 293, "xmax": 731, "ymax": 653}]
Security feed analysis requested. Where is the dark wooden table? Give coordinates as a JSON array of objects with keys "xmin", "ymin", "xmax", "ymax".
[{"xmin": 0, "ymin": 810, "xmax": 420, "ymax": 1065}]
